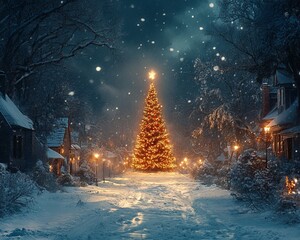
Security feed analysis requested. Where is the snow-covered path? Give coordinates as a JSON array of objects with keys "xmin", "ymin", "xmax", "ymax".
[{"xmin": 0, "ymin": 172, "xmax": 299, "ymax": 239}]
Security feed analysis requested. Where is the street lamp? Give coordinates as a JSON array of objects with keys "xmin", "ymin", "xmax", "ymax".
[
  {"xmin": 264, "ymin": 126, "xmax": 270, "ymax": 168},
  {"xmin": 102, "ymin": 158, "xmax": 106, "ymax": 183},
  {"xmin": 94, "ymin": 153, "xmax": 99, "ymax": 186},
  {"xmin": 229, "ymin": 144, "xmax": 239, "ymax": 162}
]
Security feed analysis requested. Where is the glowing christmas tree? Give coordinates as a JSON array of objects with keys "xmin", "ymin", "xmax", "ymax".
[{"xmin": 132, "ymin": 70, "xmax": 176, "ymax": 172}]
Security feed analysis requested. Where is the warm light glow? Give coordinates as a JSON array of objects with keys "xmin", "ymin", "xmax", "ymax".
[
  {"xmin": 264, "ymin": 126, "xmax": 270, "ymax": 133},
  {"xmin": 233, "ymin": 145, "xmax": 239, "ymax": 151},
  {"xmin": 132, "ymin": 78, "xmax": 176, "ymax": 172},
  {"xmin": 285, "ymin": 176, "xmax": 297, "ymax": 195},
  {"xmin": 94, "ymin": 153, "xmax": 100, "ymax": 159},
  {"xmin": 148, "ymin": 70, "xmax": 156, "ymax": 80},
  {"xmin": 49, "ymin": 165, "xmax": 53, "ymax": 172}
]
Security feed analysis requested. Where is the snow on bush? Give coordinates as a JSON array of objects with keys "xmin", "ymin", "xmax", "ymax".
[
  {"xmin": 75, "ymin": 160, "xmax": 95, "ymax": 185},
  {"xmin": 57, "ymin": 173, "xmax": 76, "ymax": 186},
  {"xmin": 30, "ymin": 160, "xmax": 59, "ymax": 192},
  {"xmin": 0, "ymin": 170, "xmax": 37, "ymax": 217},
  {"xmin": 230, "ymin": 149, "xmax": 281, "ymax": 208},
  {"xmin": 191, "ymin": 159, "xmax": 219, "ymax": 185}
]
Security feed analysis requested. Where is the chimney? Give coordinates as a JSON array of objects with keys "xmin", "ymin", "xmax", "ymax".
[{"xmin": 262, "ymin": 83, "xmax": 270, "ymax": 117}]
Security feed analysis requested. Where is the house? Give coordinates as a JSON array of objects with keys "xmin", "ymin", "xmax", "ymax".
[
  {"xmin": 261, "ymin": 68, "xmax": 300, "ymax": 162},
  {"xmin": 0, "ymin": 94, "xmax": 37, "ymax": 171},
  {"xmin": 47, "ymin": 118, "xmax": 71, "ymax": 175},
  {"xmin": 70, "ymin": 144, "xmax": 81, "ymax": 174}
]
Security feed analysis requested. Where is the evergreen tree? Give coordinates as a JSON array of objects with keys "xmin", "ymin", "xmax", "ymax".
[{"xmin": 132, "ymin": 73, "xmax": 176, "ymax": 171}]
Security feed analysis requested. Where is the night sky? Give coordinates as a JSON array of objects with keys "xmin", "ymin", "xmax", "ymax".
[{"xmin": 69, "ymin": 0, "xmax": 218, "ymax": 147}]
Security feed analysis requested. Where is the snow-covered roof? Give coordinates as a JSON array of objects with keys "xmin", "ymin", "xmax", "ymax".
[
  {"xmin": 267, "ymin": 99, "xmax": 298, "ymax": 127},
  {"xmin": 71, "ymin": 144, "xmax": 81, "ymax": 150},
  {"xmin": 275, "ymin": 69, "xmax": 294, "ymax": 85},
  {"xmin": 280, "ymin": 125, "xmax": 300, "ymax": 136},
  {"xmin": 0, "ymin": 94, "xmax": 34, "ymax": 130},
  {"xmin": 47, "ymin": 118, "xmax": 68, "ymax": 147},
  {"xmin": 47, "ymin": 148, "xmax": 65, "ymax": 159},
  {"xmin": 263, "ymin": 106, "xmax": 278, "ymax": 121}
]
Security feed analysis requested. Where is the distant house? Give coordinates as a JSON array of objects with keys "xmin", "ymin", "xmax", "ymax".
[
  {"xmin": 0, "ymin": 94, "xmax": 37, "ymax": 171},
  {"xmin": 261, "ymin": 68, "xmax": 300, "ymax": 161},
  {"xmin": 70, "ymin": 144, "xmax": 81, "ymax": 174},
  {"xmin": 47, "ymin": 118, "xmax": 71, "ymax": 175}
]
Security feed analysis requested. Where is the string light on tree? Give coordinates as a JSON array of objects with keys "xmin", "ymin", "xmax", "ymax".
[{"xmin": 131, "ymin": 70, "xmax": 176, "ymax": 172}]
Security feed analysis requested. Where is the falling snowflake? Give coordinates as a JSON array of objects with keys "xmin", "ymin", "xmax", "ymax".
[
  {"xmin": 199, "ymin": 27, "xmax": 204, "ymax": 30},
  {"xmin": 213, "ymin": 66, "xmax": 219, "ymax": 71},
  {"xmin": 209, "ymin": 3, "xmax": 214, "ymax": 8},
  {"xmin": 141, "ymin": 18, "xmax": 145, "ymax": 22},
  {"xmin": 169, "ymin": 48, "xmax": 174, "ymax": 52},
  {"xmin": 96, "ymin": 66, "xmax": 102, "ymax": 72},
  {"xmin": 68, "ymin": 91, "xmax": 75, "ymax": 96}
]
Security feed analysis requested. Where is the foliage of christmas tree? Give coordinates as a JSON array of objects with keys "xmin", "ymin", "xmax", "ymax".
[{"xmin": 132, "ymin": 71, "xmax": 176, "ymax": 172}]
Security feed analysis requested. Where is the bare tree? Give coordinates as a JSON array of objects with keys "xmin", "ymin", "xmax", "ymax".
[
  {"xmin": 0, "ymin": 0, "xmax": 118, "ymax": 96},
  {"xmin": 215, "ymin": 0, "xmax": 300, "ymax": 107},
  {"xmin": 191, "ymin": 58, "xmax": 260, "ymax": 160}
]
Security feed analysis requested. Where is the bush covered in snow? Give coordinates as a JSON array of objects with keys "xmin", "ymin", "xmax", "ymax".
[
  {"xmin": 0, "ymin": 170, "xmax": 37, "ymax": 217},
  {"xmin": 75, "ymin": 160, "xmax": 95, "ymax": 185},
  {"xmin": 191, "ymin": 159, "xmax": 230, "ymax": 189},
  {"xmin": 30, "ymin": 160, "xmax": 59, "ymax": 192},
  {"xmin": 57, "ymin": 173, "xmax": 76, "ymax": 186},
  {"xmin": 230, "ymin": 149, "xmax": 283, "ymax": 208}
]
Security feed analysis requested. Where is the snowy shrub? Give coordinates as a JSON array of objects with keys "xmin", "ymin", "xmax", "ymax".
[
  {"xmin": 215, "ymin": 163, "xmax": 231, "ymax": 189},
  {"xmin": 0, "ymin": 170, "xmax": 37, "ymax": 217},
  {"xmin": 192, "ymin": 160, "xmax": 217, "ymax": 185},
  {"xmin": 57, "ymin": 173, "xmax": 76, "ymax": 186},
  {"xmin": 74, "ymin": 160, "xmax": 95, "ymax": 185},
  {"xmin": 30, "ymin": 160, "xmax": 59, "ymax": 192},
  {"xmin": 230, "ymin": 149, "xmax": 281, "ymax": 208}
]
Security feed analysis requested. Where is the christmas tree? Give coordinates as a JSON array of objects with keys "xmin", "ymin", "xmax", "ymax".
[{"xmin": 132, "ymin": 70, "xmax": 176, "ymax": 172}]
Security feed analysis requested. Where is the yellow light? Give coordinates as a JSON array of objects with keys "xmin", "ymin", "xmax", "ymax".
[
  {"xmin": 94, "ymin": 153, "xmax": 100, "ymax": 159},
  {"xmin": 264, "ymin": 126, "xmax": 270, "ymax": 133},
  {"xmin": 233, "ymin": 145, "xmax": 239, "ymax": 151},
  {"xmin": 148, "ymin": 70, "xmax": 156, "ymax": 80},
  {"xmin": 286, "ymin": 176, "xmax": 297, "ymax": 195}
]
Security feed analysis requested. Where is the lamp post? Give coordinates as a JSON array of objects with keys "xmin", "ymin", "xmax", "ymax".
[
  {"xmin": 229, "ymin": 144, "xmax": 239, "ymax": 162},
  {"xmin": 102, "ymin": 158, "xmax": 106, "ymax": 183},
  {"xmin": 94, "ymin": 153, "xmax": 99, "ymax": 186},
  {"xmin": 264, "ymin": 126, "xmax": 270, "ymax": 168}
]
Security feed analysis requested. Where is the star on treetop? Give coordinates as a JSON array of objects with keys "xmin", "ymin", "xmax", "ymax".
[{"xmin": 148, "ymin": 70, "xmax": 156, "ymax": 80}]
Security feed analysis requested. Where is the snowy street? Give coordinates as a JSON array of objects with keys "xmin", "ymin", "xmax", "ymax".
[{"xmin": 0, "ymin": 172, "xmax": 299, "ymax": 240}]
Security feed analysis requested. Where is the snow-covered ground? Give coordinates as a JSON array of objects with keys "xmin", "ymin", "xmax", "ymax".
[{"xmin": 0, "ymin": 172, "xmax": 299, "ymax": 240}]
